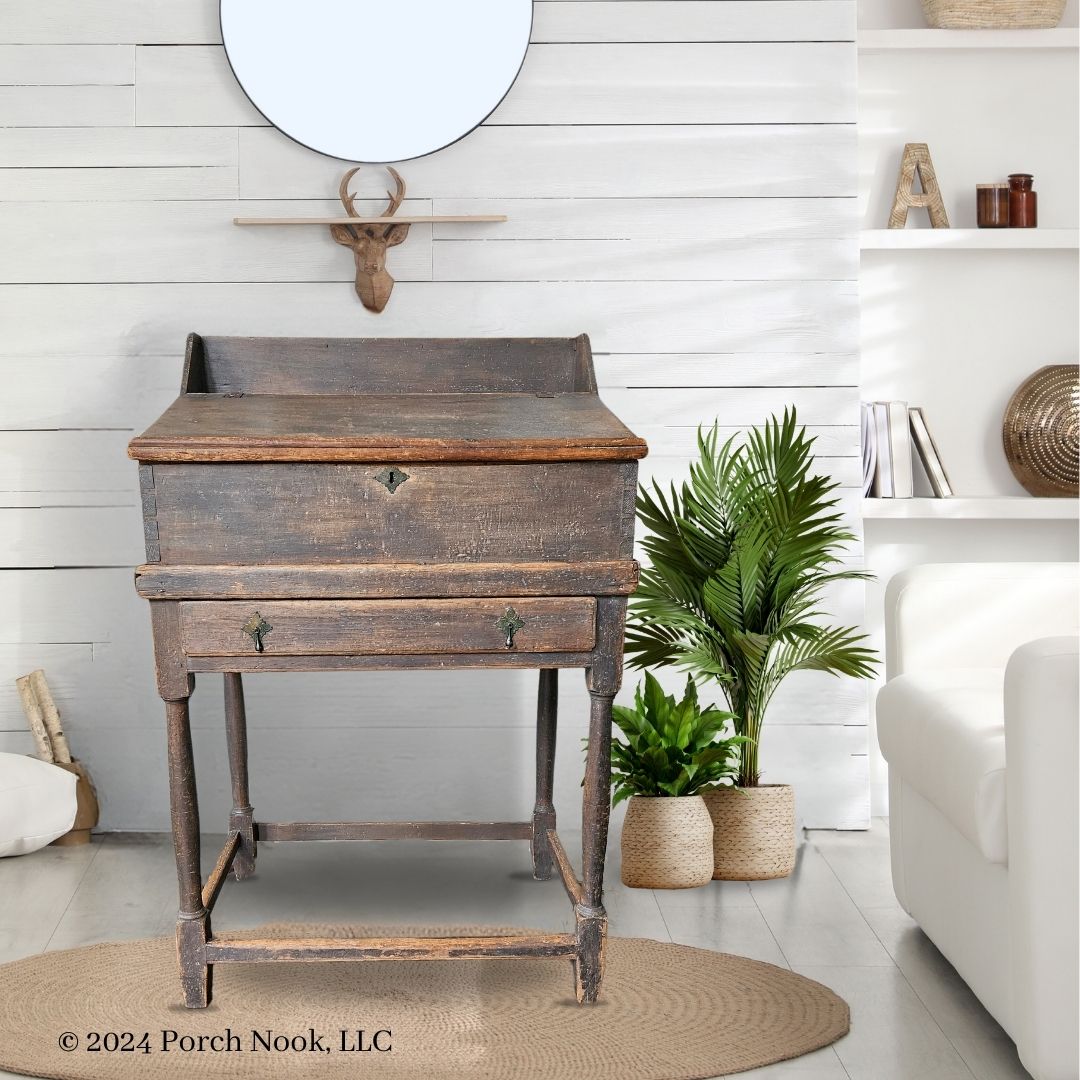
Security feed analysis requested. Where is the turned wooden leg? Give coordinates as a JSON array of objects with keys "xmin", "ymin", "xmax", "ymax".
[
  {"xmin": 531, "ymin": 668, "xmax": 558, "ymax": 880},
  {"xmin": 166, "ymin": 696, "xmax": 211, "ymax": 1009},
  {"xmin": 573, "ymin": 597, "xmax": 624, "ymax": 1004},
  {"xmin": 224, "ymin": 673, "xmax": 256, "ymax": 881},
  {"xmin": 575, "ymin": 687, "xmax": 613, "ymax": 1003}
]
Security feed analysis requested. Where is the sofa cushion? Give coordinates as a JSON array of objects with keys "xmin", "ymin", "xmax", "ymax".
[
  {"xmin": 878, "ymin": 670, "xmax": 1007, "ymax": 865},
  {"xmin": 0, "ymin": 753, "xmax": 78, "ymax": 858}
]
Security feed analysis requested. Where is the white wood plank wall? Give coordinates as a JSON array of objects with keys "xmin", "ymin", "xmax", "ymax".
[{"xmin": 0, "ymin": 1, "xmax": 864, "ymax": 831}]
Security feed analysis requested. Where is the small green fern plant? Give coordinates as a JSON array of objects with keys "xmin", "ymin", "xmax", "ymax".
[
  {"xmin": 625, "ymin": 409, "xmax": 878, "ymax": 787},
  {"xmin": 609, "ymin": 672, "xmax": 747, "ymax": 805}
]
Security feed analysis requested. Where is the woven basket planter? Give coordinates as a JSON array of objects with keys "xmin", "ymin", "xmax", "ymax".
[
  {"xmin": 620, "ymin": 795, "xmax": 714, "ymax": 889},
  {"xmin": 703, "ymin": 785, "xmax": 796, "ymax": 881},
  {"xmin": 921, "ymin": 0, "xmax": 1065, "ymax": 27}
]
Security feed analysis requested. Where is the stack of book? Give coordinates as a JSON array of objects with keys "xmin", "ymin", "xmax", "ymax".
[{"xmin": 861, "ymin": 401, "xmax": 953, "ymax": 498}]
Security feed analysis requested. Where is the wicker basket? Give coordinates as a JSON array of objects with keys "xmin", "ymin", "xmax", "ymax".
[
  {"xmin": 921, "ymin": 0, "xmax": 1065, "ymax": 27},
  {"xmin": 703, "ymin": 785, "xmax": 796, "ymax": 881},
  {"xmin": 620, "ymin": 795, "xmax": 714, "ymax": 889}
]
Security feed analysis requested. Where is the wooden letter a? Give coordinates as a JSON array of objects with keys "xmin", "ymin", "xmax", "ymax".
[{"xmin": 888, "ymin": 143, "xmax": 950, "ymax": 229}]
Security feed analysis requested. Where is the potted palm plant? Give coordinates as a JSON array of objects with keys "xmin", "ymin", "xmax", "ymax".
[
  {"xmin": 611, "ymin": 672, "xmax": 744, "ymax": 889},
  {"xmin": 625, "ymin": 409, "xmax": 877, "ymax": 880}
]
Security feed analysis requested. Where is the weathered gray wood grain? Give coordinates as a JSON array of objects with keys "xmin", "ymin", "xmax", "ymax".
[
  {"xmin": 148, "ymin": 461, "xmax": 638, "ymax": 564},
  {"xmin": 179, "ymin": 598, "xmax": 598, "ymax": 657}
]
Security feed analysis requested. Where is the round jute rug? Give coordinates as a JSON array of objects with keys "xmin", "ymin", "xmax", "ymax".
[{"xmin": 0, "ymin": 925, "xmax": 848, "ymax": 1080}]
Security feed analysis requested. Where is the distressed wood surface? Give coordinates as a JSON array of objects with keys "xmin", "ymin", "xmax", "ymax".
[
  {"xmin": 223, "ymin": 672, "xmax": 255, "ymax": 880},
  {"xmin": 130, "ymin": 392, "xmax": 646, "ymax": 462},
  {"xmin": 548, "ymin": 830, "xmax": 586, "ymax": 907},
  {"xmin": 194, "ymin": 334, "xmax": 596, "ymax": 394},
  {"xmin": 531, "ymin": 669, "xmax": 559, "ymax": 880},
  {"xmin": 257, "ymin": 821, "xmax": 534, "ymax": 842},
  {"xmin": 187, "ymin": 651, "xmax": 597, "ymax": 674},
  {"xmin": 165, "ymin": 695, "xmax": 209, "ymax": 1006},
  {"xmin": 141, "ymin": 337, "xmax": 637, "ymax": 1006},
  {"xmin": 204, "ymin": 933, "xmax": 579, "ymax": 964},
  {"xmin": 179, "ymin": 598, "xmax": 598, "ymax": 657},
  {"xmin": 135, "ymin": 561, "xmax": 639, "ymax": 600},
  {"xmin": 199, "ymin": 831, "xmax": 239, "ymax": 910},
  {"xmin": 146, "ymin": 461, "xmax": 637, "ymax": 564}
]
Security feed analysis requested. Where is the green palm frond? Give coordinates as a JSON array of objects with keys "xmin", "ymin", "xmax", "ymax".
[{"xmin": 626, "ymin": 408, "xmax": 879, "ymax": 786}]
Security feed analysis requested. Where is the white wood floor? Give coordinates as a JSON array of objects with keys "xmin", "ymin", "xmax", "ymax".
[{"xmin": 0, "ymin": 821, "xmax": 1031, "ymax": 1080}]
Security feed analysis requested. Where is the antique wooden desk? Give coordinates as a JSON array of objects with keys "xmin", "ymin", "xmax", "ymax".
[{"xmin": 128, "ymin": 334, "xmax": 646, "ymax": 1008}]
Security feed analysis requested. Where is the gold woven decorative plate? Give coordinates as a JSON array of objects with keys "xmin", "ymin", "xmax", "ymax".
[{"xmin": 1002, "ymin": 364, "xmax": 1079, "ymax": 497}]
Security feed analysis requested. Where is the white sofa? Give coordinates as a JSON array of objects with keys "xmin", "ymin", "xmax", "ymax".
[{"xmin": 877, "ymin": 563, "xmax": 1079, "ymax": 1080}]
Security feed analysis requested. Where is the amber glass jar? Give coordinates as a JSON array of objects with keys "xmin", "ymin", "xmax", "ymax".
[
  {"xmin": 976, "ymin": 184, "xmax": 1010, "ymax": 227},
  {"xmin": 1008, "ymin": 174, "xmax": 1037, "ymax": 228}
]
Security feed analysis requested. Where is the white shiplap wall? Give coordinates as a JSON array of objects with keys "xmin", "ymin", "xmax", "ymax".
[{"xmin": 0, "ymin": 1, "xmax": 863, "ymax": 831}]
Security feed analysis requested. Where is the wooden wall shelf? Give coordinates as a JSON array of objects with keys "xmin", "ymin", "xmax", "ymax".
[{"xmin": 234, "ymin": 215, "xmax": 508, "ymax": 226}]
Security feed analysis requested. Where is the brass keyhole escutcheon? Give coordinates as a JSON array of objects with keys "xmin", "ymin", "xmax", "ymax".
[
  {"xmin": 496, "ymin": 607, "xmax": 525, "ymax": 649},
  {"xmin": 374, "ymin": 466, "xmax": 409, "ymax": 493},
  {"xmin": 241, "ymin": 612, "xmax": 273, "ymax": 653}
]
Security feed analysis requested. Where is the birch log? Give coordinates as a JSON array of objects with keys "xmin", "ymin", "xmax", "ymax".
[
  {"xmin": 16, "ymin": 673, "xmax": 54, "ymax": 762},
  {"xmin": 28, "ymin": 668, "xmax": 72, "ymax": 762}
]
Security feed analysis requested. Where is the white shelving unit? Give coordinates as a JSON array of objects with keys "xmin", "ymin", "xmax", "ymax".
[
  {"xmin": 863, "ymin": 497, "xmax": 1079, "ymax": 519},
  {"xmin": 857, "ymin": 1, "xmax": 1079, "ymax": 816},
  {"xmin": 860, "ymin": 228, "xmax": 1079, "ymax": 249}
]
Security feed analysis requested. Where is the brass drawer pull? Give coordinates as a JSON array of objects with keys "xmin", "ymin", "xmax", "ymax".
[
  {"xmin": 496, "ymin": 607, "xmax": 525, "ymax": 649},
  {"xmin": 241, "ymin": 612, "xmax": 273, "ymax": 653}
]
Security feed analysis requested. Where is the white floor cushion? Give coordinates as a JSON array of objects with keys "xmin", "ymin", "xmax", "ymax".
[
  {"xmin": 878, "ymin": 670, "xmax": 1008, "ymax": 865},
  {"xmin": 0, "ymin": 753, "xmax": 78, "ymax": 857}
]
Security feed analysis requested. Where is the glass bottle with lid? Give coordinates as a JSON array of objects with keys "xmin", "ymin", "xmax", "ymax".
[{"xmin": 1008, "ymin": 174, "xmax": 1037, "ymax": 228}]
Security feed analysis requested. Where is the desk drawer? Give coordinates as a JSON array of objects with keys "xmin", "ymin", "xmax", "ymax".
[
  {"xmin": 144, "ymin": 462, "xmax": 636, "ymax": 565},
  {"xmin": 179, "ymin": 598, "xmax": 597, "ymax": 657}
]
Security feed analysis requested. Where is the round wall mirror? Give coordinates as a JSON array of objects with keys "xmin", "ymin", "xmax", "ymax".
[{"xmin": 220, "ymin": 0, "xmax": 533, "ymax": 163}]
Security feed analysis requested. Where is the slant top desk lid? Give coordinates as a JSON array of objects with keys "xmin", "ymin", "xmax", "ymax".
[{"xmin": 128, "ymin": 334, "xmax": 648, "ymax": 465}]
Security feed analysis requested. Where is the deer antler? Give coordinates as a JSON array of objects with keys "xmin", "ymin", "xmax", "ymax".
[
  {"xmin": 337, "ymin": 166, "xmax": 405, "ymax": 226},
  {"xmin": 382, "ymin": 167, "xmax": 406, "ymax": 221}
]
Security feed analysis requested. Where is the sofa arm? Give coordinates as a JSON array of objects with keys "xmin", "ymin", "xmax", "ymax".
[
  {"xmin": 884, "ymin": 564, "xmax": 1079, "ymax": 679},
  {"xmin": 1005, "ymin": 636, "xmax": 1079, "ymax": 1080}
]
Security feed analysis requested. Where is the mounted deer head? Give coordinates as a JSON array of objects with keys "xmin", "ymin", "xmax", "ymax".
[{"xmin": 330, "ymin": 166, "xmax": 410, "ymax": 313}]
